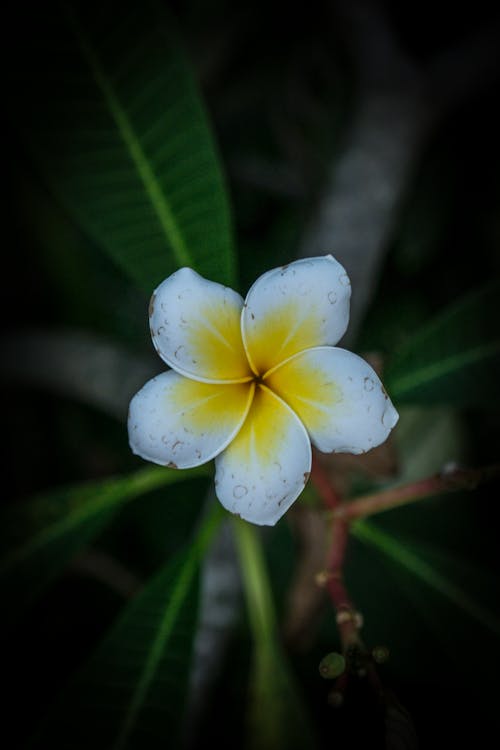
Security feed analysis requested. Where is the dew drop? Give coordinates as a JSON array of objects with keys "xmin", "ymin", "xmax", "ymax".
[
  {"xmin": 363, "ymin": 376, "xmax": 374, "ymax": 391},
  {"xmin": 233, "ymin": 485, "xmax": 248, "ymax": 499}
]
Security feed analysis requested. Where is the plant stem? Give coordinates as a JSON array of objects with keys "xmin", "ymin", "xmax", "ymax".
[
  {"xmin": 232, "ymin": 518, "xmax": 278, "ymax": 645},
  {"xmin": 312, "ymin": 458, "xmax": 499, "ymax": 703},
  {"xmin": 311, "ymin": 459, "xmax": 362, "ymax": 649},
  {"xmin": 232, "ymin": 519, "xmax": 314, "ymax": 749},
  {"xmin": 310, "ymin": 454, "xmax": 342, "ymax": 510},
  {"xmin": 324, "ymin": 516, "xmax": 362, "ymax": 650},
  {"xmin": 334, "ymin": 464, "xmax": 500, "ymax": 522}
]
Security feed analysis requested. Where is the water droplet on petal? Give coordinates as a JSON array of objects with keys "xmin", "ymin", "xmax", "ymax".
[
  {"xmin": 233, "ymin": 485, "xmax": 248, "ymax": 499},
  {"xmin": 363, "ymin": 376, "xmax": 374, "ymax": 391}
]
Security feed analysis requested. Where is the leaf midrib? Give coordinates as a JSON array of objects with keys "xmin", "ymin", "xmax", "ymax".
[
  {"xmin": 389, "ymin": 340, "xmax": 500, "ymax": 398},
  {"xmin": 353, "ymin": 521, "xmax": 500, "ymax": 636},
  {"xmin": 0, "ymin": 466, "xmax": 210, "ymax": 574},
  {"xmin": 64, "ymin": 5, "xmax": 193, "ymax": 269},
  {"xmin": 112, "ymin": 555, "xmax": 196, "ymax": 749},
  {"xmin": 113, "ymin": 505, "xmax": 222, "ymax": 749}
]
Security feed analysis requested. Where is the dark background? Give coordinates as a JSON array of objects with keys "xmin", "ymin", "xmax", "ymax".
[{"xmin": 2, "ymin": 1, "xmax": 500, "ymax": 747}]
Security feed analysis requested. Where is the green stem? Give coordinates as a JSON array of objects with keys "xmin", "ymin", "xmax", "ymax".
[
  {"xmin": 233, "ymin": 520, "xmax": 289, "ymax": 750},
  {"xmin": 233, "ymin": 519, "xmax": 278, "ymax": 647}
]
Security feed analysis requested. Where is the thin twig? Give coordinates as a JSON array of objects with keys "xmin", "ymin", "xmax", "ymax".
[
  {"xmin": 334, "ymin": 464, "xmax": 500, "ymax": 522},
  {"xmin": 312, "ymin": 459, "xmax": 362, "ymax": 650},
  {"xmin": 310, "ymin": 454, "xmax": 342, "ymax": 510},
  {"xmin": 324, "ymin": 517, "xmax": 362, "ymax": 650}
]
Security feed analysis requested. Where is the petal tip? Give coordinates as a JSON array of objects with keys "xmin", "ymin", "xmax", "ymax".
[
  {"xmin": 222, "ymin": 501, "xmax": 287, "ymax": 527},
  {"xmin": 237, "ymin": 510, "xmax": 280, "ymax": 527},
  {"xmin": 382, "ymin": 400, "xmax": 399, "ymax": 431}
]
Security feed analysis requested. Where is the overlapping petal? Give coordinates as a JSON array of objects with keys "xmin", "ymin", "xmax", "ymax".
[
  {"xmin": 128, "ymin": 370, "xmax": 255, "ymax": 468},
  {"xmin": 150, "ymin": 267, "xmax": 253, "ymax": 383},
  {"xmin": 129, "ymin": 255, "xmax": 400, "ymax": 527},
  {"xmin": 241, "ymin": 255, "xmax": 351, "ymax": 375},
  {"xmin": 265, "ymin": 347, "xmax": 399, "ymax": 454},
  {"xmin": 214, "ymin": 385, "xmax": 312, "ymax": 525}
]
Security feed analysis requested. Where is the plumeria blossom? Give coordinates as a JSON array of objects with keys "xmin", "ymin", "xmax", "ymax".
[{"xmin": 128, "ymin": 255, "xmax": 399, "ymax": 526}]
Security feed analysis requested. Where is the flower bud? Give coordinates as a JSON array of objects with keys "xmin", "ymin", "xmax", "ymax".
[{"xmin": 319, "ymin": 651, "xmax": 346, "ymax": 679}]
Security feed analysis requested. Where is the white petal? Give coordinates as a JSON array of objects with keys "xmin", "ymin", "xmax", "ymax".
[
  {"xmin": 150, "ymin": 267, "xmax": 252, "ymax": 383},
  {"xmin": 241, "ymin": 255, "xmax": 351, "ymax": 375},
  {"xmin": 265, "ymin": 347, "xmax": 399, "ymax": 454},
  {"xmin": 128, "ymin": 371, "xmax": 254, "ymax": 468},
  {"xmin": 214, "ymin": 385, "xmax": 312, "ymax": 526}
]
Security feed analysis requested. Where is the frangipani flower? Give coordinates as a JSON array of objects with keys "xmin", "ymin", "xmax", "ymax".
[{"xmin": 128, "ymin": 256, "xmax": 398, "ymax": 525}]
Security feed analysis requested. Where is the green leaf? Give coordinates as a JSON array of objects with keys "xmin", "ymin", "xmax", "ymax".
[
  {"xmin": 385, "ymin": 280, "xmax": 500, "ymax": 405},
  {"xmin": 10, "ymin": 1, "xmax": 235, "ymax": 291},
  {"xmin": 16, "ymin": 173, "xmax": 150, "ymax": 344},
  {"xmin": 233, "ymin": 520, "xmax": 317, "ymax": 750},
  {"xmin": 0, "ymin": 464, "xmax": 211, "ymax": 623},
  {"xmin": 352, "ymin": 520, "xmax": 500, "ymax": 637},
  {"xmin": 31, "ymin": 505, "xmax": 222, "ymax": 749}
]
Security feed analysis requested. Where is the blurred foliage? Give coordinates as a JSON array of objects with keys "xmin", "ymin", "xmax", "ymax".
[
  {"xmin": 32, "ymin": 505, "xmax": 222, "ymax": 749},
  {"xmin": 9, "ymin": 1, "xmax": 235, "ymax": 292},
  {"xmin": 2, "ymin": 1, "xmax": 500, "ymax": 749}
]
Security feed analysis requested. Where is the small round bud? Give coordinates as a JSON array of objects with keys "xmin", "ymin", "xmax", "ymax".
[
  {"xmin": 319, "ymin": 652, "xmax": 346, "ymax": 679},
  {"xmin": 315, "ymin": 570, "xmax": 330, "ymax": 587},
  {"xmin": 372, "ymin": 645, "xmax": 390, "ymax": 664}
]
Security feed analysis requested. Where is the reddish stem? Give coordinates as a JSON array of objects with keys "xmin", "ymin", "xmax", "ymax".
[
  {"xmin": 313, "ymin": 460, "xmax": 499, "ymax": 704},
  {"xmin": 334, "ymin": 464, "xmax": 500, "ymax": 522},
  {"xmin": 311, "ymin": 459, "xmax": 361, "ymax": 650},
  {"xmin": 324, "ymin": 515, "xmax": 362, "ymax": 650},
  {"xmin": 310, "ymin": 454, "xmax": 342, "ymax": 510}
]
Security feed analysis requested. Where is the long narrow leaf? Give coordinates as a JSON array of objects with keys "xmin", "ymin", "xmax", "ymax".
[
  {"xmin": 385, "ymin": 280, "xmax": 500, "ymax": 405},
  {"xmin": 31, "ymin": 504, "xmax": 222, "ymax": 749},
  {"xmin": 352, "ymin": 520, "xmax": 500, "ymax": 636},
  {"xmin": 10, "ymin": 1, "xmax": 235, "ymax": 290},
  {"xmin": 0, "ymin": 465, "xmax": 211, "ymax": 622}
]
